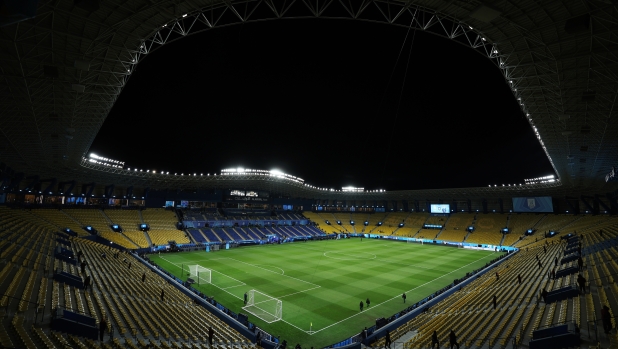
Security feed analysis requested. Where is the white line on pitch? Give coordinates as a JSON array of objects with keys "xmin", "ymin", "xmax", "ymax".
[
  {"xmin": 159, "ymin": 256, "xmax": 246, "ymax": 289},
  {"xmin": 159, "ymin": 256, "xmax": 314, "ymax": 334},
  {"xmin": 214, "ymin": 257, "xmax": 321, "ymax": 288},
  {"xmin": 277, "ymin": 285, "xmax": 321, "ymax": 299},
  {"xmin": 221, "ymin": 284, "xmax": 247, "ymax": 290},
  {"xmin": 309, "ymin": 252, "xmax": 497, "ymax": 335}
]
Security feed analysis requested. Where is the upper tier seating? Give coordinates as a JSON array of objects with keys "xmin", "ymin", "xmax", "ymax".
[
  {"xmin": 63, "ymin": 209, "xmax": 139, "ymax": 249},
  {"xmin": 142, "ymin": 209, "xmax": 190, "ymax": 245},
  {"xmin": 466, "ymin": 214, "xmax": 509, "ymax": 245}
]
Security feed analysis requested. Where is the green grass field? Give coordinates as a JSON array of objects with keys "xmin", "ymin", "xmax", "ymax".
[{"xmin": 149, "ymin": 238, "xmax": 499, "ymax": 347}]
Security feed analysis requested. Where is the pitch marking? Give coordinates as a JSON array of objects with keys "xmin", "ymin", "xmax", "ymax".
[
  {"xmin": 310, "ymin": 252, "xmax": 499, "ymax": 334},
  {"xmin": 209, "ymin": 257, "xmax": 320, "ymax": 288},
  {"xmin": 323, "ymin": 251, "xmax": 377, "ymax": 260}
]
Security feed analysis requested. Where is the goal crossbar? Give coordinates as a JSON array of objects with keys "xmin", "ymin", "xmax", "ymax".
[
  {"xmin": 187, "ymin": 265, "xmax": 211, "ymax": 285},
  {"xmin": 242, "ymin": 289, "xmax": 282, "ymax": 323}
]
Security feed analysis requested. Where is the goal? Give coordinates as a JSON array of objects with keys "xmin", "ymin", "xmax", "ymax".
[
  {"xmin": 188, "ymin": 265, "xmax": 211, "ymax": 285},
  {"xmin": 242, "ymin": 289, "xmax": 282, "ymax": 323}
]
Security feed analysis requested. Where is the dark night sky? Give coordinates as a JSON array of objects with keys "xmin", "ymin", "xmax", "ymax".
[{"xmin": 89, "ymin": 19, "xmax": 555, "ymax": 191}]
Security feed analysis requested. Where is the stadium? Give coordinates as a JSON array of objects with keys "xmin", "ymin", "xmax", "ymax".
[{"xmin": 1, "ymin": 1, "xmax": 618, "ymax": 349}]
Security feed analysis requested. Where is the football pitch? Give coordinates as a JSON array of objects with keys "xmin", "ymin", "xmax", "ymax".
[{"xmin": 149, "ymin": 238, "xmax": 500, "ymax": 347}]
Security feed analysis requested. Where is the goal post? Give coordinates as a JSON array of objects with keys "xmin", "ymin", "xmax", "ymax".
[
  {"xmin": 242, "ymin": 289, "xmax": 282, "ymax": 323},
  {"xmin": 188, "ymin": 265, "xmax": 211, "ymax": 285}
]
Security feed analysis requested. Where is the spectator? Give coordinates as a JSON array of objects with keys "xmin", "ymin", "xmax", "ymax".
[
  {"xmin": 493, "ymin": 295, "xmax": 497, "ymax": 310},
  {"xmin": 577, "ymin": 256, "xmax": 584, "ymax": 271},
  {"xmin": 99, "ymin": 316, "xmax": 107, "ymax": 342},
  {"xmin": 431, "ymin": 330, "xmax": 440, "ymax": 348},
  {"xmin": 602, "ymin": 305, "xmax": 612, "ymax": 334},
  {"xmin": 577, "ymin": 274, "xmax": 586, "ymax": 294},
  {"xmin": 208, "ymin": 326, "xmax": 213, "ymax": 346},
  {"xmin": 541, "ymin": 289, "xmax": 548, "ymax": 303},
  {"xmin": 449, "ymin": 330, "xmax": 460, "ymax": 349},
  {"xmin": 84, "ymin": 275, "xmax": 91, "ymax": 292},
  {"xmin": 160, "ymin": 289, "xmax": 165, "ymax": 302},
  {"xmin": 517, "ymin": 274, "xmax": 522, "ymax": 285},
  {"xmin": 385, "ymin": 330, "xmax": 392, "ymax": 348},
  {"xmin": 142, "ymin": 272, "xmax": 146, "ymax": 282}
]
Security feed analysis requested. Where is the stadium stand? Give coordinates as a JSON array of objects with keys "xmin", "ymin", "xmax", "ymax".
[
  {"xmin": 465, "ymin": 214, "xmax": 509, "ymax": 245},
  {"xmin": 0, "ymin": 207, "xmax": 255, "ymax": 348},
  {"xmin": 371, "ymin": 216, "xmax": 618, "ymax": 349},
  {"xmin": 362, "ymin": 212, "xmax": 389, "ymax": 233},
  {"xmin": 142, "ymin": 209, "xmax": 190, "ymax": 245},
  {"xmin": 104, "ymin": 210, "xmax": 150, "ymax": 248},
  {"xmin": 302, "ymin": 211, "xmax": 344, "ymax": 234},
  {"xmin": 509, "ymin": 214, "xmax": 545, "ymax": 235},
  {"xmin": 379, "ymin": 212, "xmax": 409, "ymax": 235},
  {"xmin": 64, "ymin": 209, "xmax": 139, "ymax": 249},
  {"xmin": 331, "ymin": 212, "xmax": 356, "ymax": 233},
  {"xmin": 434, "ymin": 213, "xmax": 475, "ymax": 242},
  {"xmin": 5, "ymin": 204, "xmax": 618, "ymax": 349},
  {"xmin": 29, "ymin": 209, "xmax": 87, "ymax": 236}
]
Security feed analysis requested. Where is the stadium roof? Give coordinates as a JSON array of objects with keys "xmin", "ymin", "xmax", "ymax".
[{"xmin": 1, "ymin": 0, "xmax": 618, "ymax": 197}]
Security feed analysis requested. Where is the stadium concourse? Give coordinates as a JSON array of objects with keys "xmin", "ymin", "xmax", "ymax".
[{"xmin": 2, "ymin": 205, "xmax": 618, "ymax": 348}]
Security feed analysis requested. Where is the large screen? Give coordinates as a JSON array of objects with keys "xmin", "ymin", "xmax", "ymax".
[
  {"xmin": 430, "ymin": 204, "xmax": 450, "ymax": 214},
  {"xmin": 512, "ymin": 197, "xmax": 553, "ymax": 213}
]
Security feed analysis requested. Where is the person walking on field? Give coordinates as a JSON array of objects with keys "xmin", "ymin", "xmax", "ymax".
[
  {"xmin": 366, "ymin": 298, "xmax": 370, "ymax": 308},
  {"xmin": 402, "ymin": 293, "xmax": 407, "ymax": 303},
  {"xmin": 359, "ymin": 301, "xmax": 364, "ymax": 312}
]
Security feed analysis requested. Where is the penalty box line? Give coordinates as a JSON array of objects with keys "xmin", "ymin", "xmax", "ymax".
[
  {"xmin": 309, "ymin": 251, "xmax": 499, "ymax": 335},
  {"xmin": 159, "ymin": 256, "xmax": 246, "ymax": 289},
  {"xmin": 159, "ymin": 256, "xmax": 314, "ymax": 334}
]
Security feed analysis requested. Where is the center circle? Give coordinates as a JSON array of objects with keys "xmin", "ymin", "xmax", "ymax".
[{"xmin": 323, "ymin": 251, "xmax": 376, "ymax": 260}]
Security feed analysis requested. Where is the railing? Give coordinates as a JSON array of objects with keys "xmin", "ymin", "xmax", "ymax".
[
  {"xmin": 0, "ymin": 294, "xmax": 43, "ymax": 322},
  {"xmin": 397, "ymin": 336, "xmax": 517, "ymax": 349},
  {"xmin": 587, "ymin": 315, "xmax": 618, "ymax": 342},
  {"xmin": 425, "ymin": 295, "xmax": 538, "ymax": 315}
]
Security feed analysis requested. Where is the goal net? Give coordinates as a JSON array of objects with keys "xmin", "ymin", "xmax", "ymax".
[
  {"xmin": 242, "ymin": 289, "xmax": 282, "ymax": 323},
  {"xmin": 188, "ymin": 265, "xmax": 211, "ymax": 285}
]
